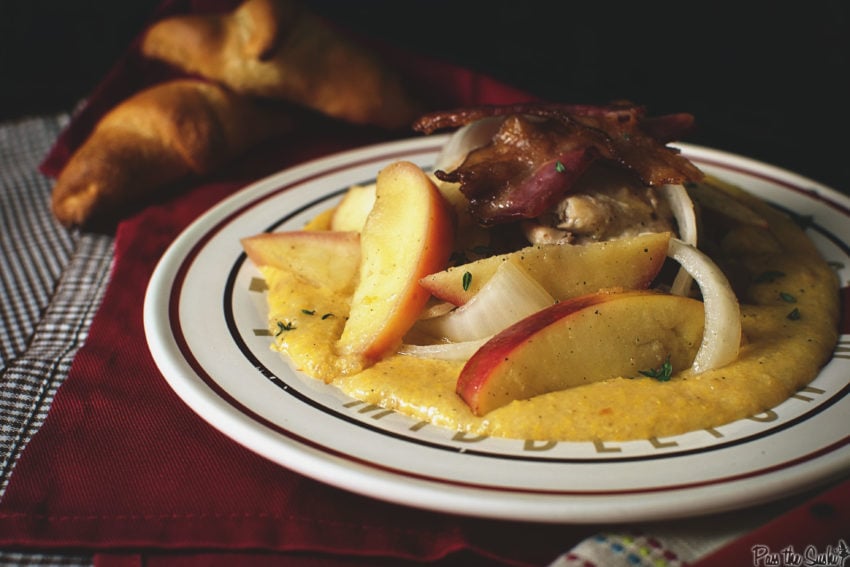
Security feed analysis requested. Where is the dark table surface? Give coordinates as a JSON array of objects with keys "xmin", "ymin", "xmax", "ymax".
[{"xmin": 2, "ymin": 0, "xmax": 848, "ymax": 193}]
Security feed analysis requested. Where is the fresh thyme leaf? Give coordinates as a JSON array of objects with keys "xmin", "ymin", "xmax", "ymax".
[
  {"xmin": 275, "ymin": 320, "xmax": 296, "ymax": 335},
  {"xmin": 779, "ymin": 292, "xmax": 797, "ymax": 303},
  {"xmin": 555, "ymin": 161, "xmax": 566, "ymax": 173},
  {"xmin": 321, "ymin": 313, "xmax": 335, "ymax": 320},
  {"xmin": 302, "ymin": 309, "xmax": 316, "ymax": 315},
  {"xmin": 787, "ymin": 308, "xmax": 801, "ymax": 320},
  {"xmin": 639, "ymin": 356, "xmax": 673, "ymax": 381},
  {"xmin": 462, "ymin": 271, "xmax": 473, "ymax": 291}
]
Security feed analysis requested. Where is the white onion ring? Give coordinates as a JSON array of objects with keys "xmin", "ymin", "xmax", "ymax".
[
  {"xmin": 398, "ymin": 338, "xmax": 488, "ymax": 361},
  {"xmin": 667, "ymin": 238, "xmax": 741, "ymax": 373},
  {"xmin": 660, "ymin": 184, "xmax": 698, "ymax": 296},
  {"xmin": 414, "ymin": 261, "xmax": 554, "ymax": 342},
  {"xmin": 433, "ymin": 116, "xmax": 506, "ymax": 172}
]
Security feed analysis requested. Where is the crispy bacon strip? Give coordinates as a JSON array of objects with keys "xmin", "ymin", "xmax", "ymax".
[{"xmin": 414, "ymin": 102, "xmax": 703, "ymax": 225}]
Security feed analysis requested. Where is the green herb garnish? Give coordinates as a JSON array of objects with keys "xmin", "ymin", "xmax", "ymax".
[
  {"xmin": 301, "ymin": 309, "xmax": 316, "ymax": 315},
  {"xmin": 275, "ymin": 321, "xmax": 296, "ymax": 335},
  {"xmin": 555, "ymin": 161, "xmax": 566, "ymax": 173},
  {"xmin": 779, "ymin": 292, "xmax": 797, "ymax": 303},
  {"xmin": 639, "ymin": 356, "xmax": 673, "ymax": 382},
  {"xmin": 787, "ymin": 308, "xmax": 801, "ymax": 320},
  {"xmin": 321, "ymin": 313, "xmax": 335, "ymax": 320},
  {"xmin": 462, "ymin": 271, "xmax": 473, "ymax": 291}
]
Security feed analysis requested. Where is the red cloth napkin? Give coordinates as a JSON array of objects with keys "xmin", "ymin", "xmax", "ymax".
[
  {"xmin": 0, "ymin": 1, "xmax": 591, "ymax": 565},
  {"xmin": 691, "ymin": 478, "xmax": 850, "ymax": 566}
]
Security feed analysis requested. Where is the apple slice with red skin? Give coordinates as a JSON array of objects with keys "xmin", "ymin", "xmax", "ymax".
[
  {"xmin": 457, "ymin": 289, "xmax": 705, "ymax": 415},
  {"xmin": 421, "ymin": 231, "xmax": 671, "ymax": 306},
  {"xmin": 337, "ymin": 161, "xmax": 455, "ymax": 361}
]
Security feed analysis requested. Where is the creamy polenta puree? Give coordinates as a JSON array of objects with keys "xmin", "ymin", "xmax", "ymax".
[{"xmin": 260, "ymin": 177, "xmax": 840, "ymax": 441}]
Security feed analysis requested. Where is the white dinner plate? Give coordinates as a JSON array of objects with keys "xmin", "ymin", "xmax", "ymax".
[{"xmin": 144, "ymin": 136, "xmax": 850, "ymax": 523}]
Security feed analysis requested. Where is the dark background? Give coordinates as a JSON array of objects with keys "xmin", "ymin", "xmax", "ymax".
[{"xmin": 2, "ymin": 1, "xmax": 848, "ymax": 192}]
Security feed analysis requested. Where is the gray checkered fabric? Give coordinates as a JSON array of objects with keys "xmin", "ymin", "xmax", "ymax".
[
  {"xmin": 0, "ymin": 553, "xmax": 91, "ymax": 567},
  {"xmin": 0, "ymin": 114, "xmax": 111, "ymax": 566}
]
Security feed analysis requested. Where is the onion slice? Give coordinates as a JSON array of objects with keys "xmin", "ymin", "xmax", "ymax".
[
  {"xmin": 398, "ymin": 338, "xmax": 489, "ymax": 361},
  {"xmin": 414, "ymin": 261, "xmax": 555, "ymax": 343},
  {"xmin": 400, "ymin": 262, "xmax": 554, "ymax": 361},
  {"xmin": 433, "ymin": 116, "xmax": 506, "ymax": 172},
  {"xmin": 659, "ymin": 184, "xmax": 698, "ymax": 296},
  {"xmin": 667, "ymin": 238, "xmax": 741, "ymax": 373}
]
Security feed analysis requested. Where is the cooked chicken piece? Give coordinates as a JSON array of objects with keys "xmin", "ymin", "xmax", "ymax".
[{"xmin": 523, "ymin": 165, "xmax": 675, "ymax": 245}]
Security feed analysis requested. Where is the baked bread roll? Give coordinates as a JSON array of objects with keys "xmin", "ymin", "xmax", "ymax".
[
  {"xmin": 141, "ymin": 0, "xmax": 422, "ymax": 130},
  {"xmin": 51, "ymin": 79, "xmax": 293, "ymax": 229}
]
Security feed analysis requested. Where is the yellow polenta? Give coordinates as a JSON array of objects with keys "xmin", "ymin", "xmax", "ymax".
[{"xmin": 261, "ymin": 178, "xmax": 840, "ymax": 441}]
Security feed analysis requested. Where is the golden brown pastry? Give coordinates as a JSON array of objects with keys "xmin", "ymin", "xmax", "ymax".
[
  {"xmin": 140, "ymin": 0, "xmax": 422, "ymax": 130},
  {"xmin": 51, "ymin": 79, "xmax": 294, "ymax": 229}
]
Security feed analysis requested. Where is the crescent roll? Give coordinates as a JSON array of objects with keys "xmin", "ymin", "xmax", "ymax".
[
  {"xmin": 140, "ymin": 0, "xmax": 422, "ymax": 130},
  {"xmin": 51, "ymin": 79, "xmax": 294, "ymax": 229}
]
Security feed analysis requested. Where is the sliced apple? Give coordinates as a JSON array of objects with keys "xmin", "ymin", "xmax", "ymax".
[
  {"xmin": 330, "ymin": 183, "xmax": 376, "ymax": 232},
  {"xmin": 303, "ymin": 208, "xmax": 335, "ymax": 231},
  {"xmin": 422, "ymin": 231, "xmax": 671, "ymax": 305},
  {"xmin": 457, "ymin": 289, "xmax": 705, "ymax": 415},
  {"xmin": 241, "ymin": 230, "xmax": 361, "ymax": 293},
  {"xmin": 337, "ymin": 161, "xmax": 454, "ymax": 361}
]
